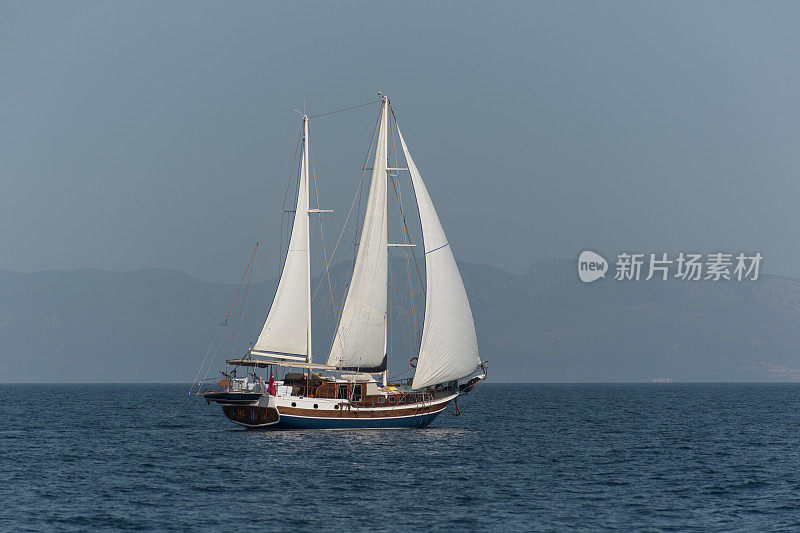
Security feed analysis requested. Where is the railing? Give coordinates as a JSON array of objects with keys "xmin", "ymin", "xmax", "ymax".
[{"xmin": 194, "ymin": 375, "xmax": 263, "ymax": 395}]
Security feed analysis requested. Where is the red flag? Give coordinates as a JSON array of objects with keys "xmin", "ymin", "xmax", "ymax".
[{"xmin": 268, "ymin": 368, "xmax": 277, "ymax": 396}]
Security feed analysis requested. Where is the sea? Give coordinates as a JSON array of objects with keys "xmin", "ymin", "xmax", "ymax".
[{"xmin": 2, "ymin": 383, "xmax": 800, "ymax": 531}]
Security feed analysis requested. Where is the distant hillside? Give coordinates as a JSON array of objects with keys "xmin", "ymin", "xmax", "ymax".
[
  {"xmin": 1, "ymin": 261, "xmax": 799, "ymax": 382},
  {"xmin": 464, "ymin": 260, "xmax": 800, "ymax": 382}
]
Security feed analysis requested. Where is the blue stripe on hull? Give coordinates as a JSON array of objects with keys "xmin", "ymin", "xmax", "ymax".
[
  {"xmin": 273, "ymin": 410, "xmax": 444, "ymax": 429},
  {"xmin": 242, "ymin": 407, "xmax": 447, "ymax": 430}
]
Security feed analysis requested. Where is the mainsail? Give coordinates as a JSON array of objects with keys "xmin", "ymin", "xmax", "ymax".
[
  {"xmin": 397, "ymin": 126, "xmax": 481, "ymax": 389},
  {"xmin": 326, "ymin": 99, "xmax": 389, "ymax": 371},
  {"xmin": 253, "ymin": 116, "xmax": 312, "ymax": 359}
]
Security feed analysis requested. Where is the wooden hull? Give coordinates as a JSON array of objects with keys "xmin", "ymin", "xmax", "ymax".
[{"xmin": 220, "ymin": 393, "xmax": 456, "ymax": 430}]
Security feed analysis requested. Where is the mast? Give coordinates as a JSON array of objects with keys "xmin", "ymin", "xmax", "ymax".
[
  {"xmin": 303, "ymin": 115, "xmax": 312, "ymax": 364},
  {"xmin": 382, "ymin": 96, "xmax": 389, "ymax": 380},
  {"xmin": 383, "ymin": 257, "xmax": 388, "ymax": 386}
]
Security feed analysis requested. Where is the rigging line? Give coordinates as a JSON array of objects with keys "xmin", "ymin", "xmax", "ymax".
[
  {"xmin": 256, "ymin": 120, "xmax": 302, "ymax": 278},
  {"xmin": 196, "ymin": 118, "xmax": 301, "ymax": 381},
  {"xmin": 391, "ymin": 273, "xmax": 411, "ymax": 362},
  {"xmin": 310, "ymin": 107, "xmax": 381, "ymax": 303},
  {"xmin": 277, "ymin": 131, "xmax": 302, "ymax": 269},
  {"xmin": 389, "ymin": 140, "xmax": 425, "ymax": 296},
  {"xmin": 388, "ymin": 262, "xmax": 411, "ymax": 370},
  {"xmin": 246, "ymin": 121, "xmax": 303, "ymax": 346},
  {"xmin": 274, "ymin": 124, "xmax": 303, "ymax": 257},
  {"xmin": 387, "ymin": 126, "xmax": 415, "ymax": 361},
  {"xmin": 246, "ymin": 262, "xmax": 265, "ymax": 347},
  {"xmin": 198, "ymin": 326, "xmax": 227, "ymax": 393},
  {"xmin": 250, "ymin": 122, "xmax": 304, "ymax": 345},
  {"xmin": 308, "ymin": 159, "xmax": 338, "ymax": 356},
  {"xmin": 329, "ymin": 267, "xmax": 351, "ymax": 361},
  {"xmin": 246, "ymin": 244, "xmax": 267, "ymax": 349},
  {"xmin": 198, "ymin": 320, "xmax": 229, "ymax": 394},
  {"xmin": 308, "ymin": 99, "xmax": 380, "ymax": 120},
  {"xmin": 387, "ymin": 119, "xmax": 421, "ymax": 343},
  {"xmin": 387, "ymin": 127, "xmax": 413, "ymax": 363},
  {"xmin": 354, "ymin": 106, "xmax": 382, "ymax": 248},
  {"xmin": 403, "ymin": 241, "xmax": 419, "ymax": 343},
  {"xmin": 388, "ymin": 104, "xmax": 426, "ymax": 296},
  {"xmin": 190, "ymin": 323, "xmax": 225, "ymax": 395},
  {"xmin": 309, "ymin": 134, "xmax": 336, "ymax": 317},
  {"xmin": 454, "ymin": 378, "xmax": 485, "ymax": 413},
  {"xmin": 229, "ymin": 244, "xmax": 257, "ymax": 357},
  {"xmin": 225, "ymin": 242, "xmax": 259, "ymax": 323},
  {"xmin": 191, "ymin": 238, "xmax": 256, "ymax": 394},
  {"xmin": 193, "ymin": 240, "xmax": 257, "ymax": 393},
  {"xmin": 323, "ymin": 104, "xmax": 384, "ymax": 368}
]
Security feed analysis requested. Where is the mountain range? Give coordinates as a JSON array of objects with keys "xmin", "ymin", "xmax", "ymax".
[{"xmin": 1, "ymin": 259, "xmax": 798, "ymax": 382}]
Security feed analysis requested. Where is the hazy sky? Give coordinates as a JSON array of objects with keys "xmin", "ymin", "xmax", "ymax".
[{"xmin": 2, "ymin": 1, "xmax": 799, "ymax": 282}]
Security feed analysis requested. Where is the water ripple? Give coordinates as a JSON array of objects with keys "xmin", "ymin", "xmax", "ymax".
[{"xmin": 3, "ymin": 383, "xmax": 800, "ymax": 531}]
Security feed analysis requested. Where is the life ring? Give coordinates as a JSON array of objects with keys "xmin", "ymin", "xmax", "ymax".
[{"xmin": 410, "ymin": 357, "xmax": 418, "ymax": 368}]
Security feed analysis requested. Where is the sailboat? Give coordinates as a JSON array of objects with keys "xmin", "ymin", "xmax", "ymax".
[{"xmin": 197, "ymin": 95, "xmax": 486, "ymax": 429}]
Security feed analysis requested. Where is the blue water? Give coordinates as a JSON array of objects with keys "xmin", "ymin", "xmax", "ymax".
[{"xmin": 2, "ymin": 383, "xmax": 800, "ymax": 531}]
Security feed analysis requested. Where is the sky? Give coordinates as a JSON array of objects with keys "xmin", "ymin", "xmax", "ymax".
[{"xmin": 2, "ymin": 1, "xmax": 799, "ymax": 283}]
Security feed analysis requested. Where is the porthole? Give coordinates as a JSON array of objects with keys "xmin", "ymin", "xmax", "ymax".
[
  {"xmin": 334, "ymin": 404, "xmax": 340, "ymax": 410},
  {"xmin": 291, "ymin": 402, "xmax": 296, "ymax": 407},
  {"xmin": 313, "ymin": 404, "xmax": 318, "ymax": 409}
]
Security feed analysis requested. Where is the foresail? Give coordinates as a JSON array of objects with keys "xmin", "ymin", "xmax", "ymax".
[
  {"xmin": 398, "ymin": 127, "xmax": 481, "ymax": 389},
  {"xmin": 326, "ymin": 101, "xmax": 389, "ymax": 370},
  {"xmin": 254, "ymin": 118, "xmax": 311, "ymax": 357}
]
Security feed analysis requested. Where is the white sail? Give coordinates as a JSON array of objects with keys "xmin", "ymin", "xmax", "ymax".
[
  {"xmin": 397, "ymin": 127, "xmax": 481, "ymax": 389},
  {"xmin": 253, "ymin": 117, "xmax": 311, "ymax": 358},
  {"xmin": 327, "ymin": 100, "xmax": 389, "ymax": 370}
]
